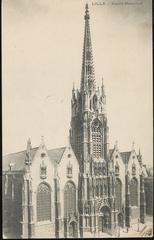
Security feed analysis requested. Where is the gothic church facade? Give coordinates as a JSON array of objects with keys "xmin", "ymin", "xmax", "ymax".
[{"xmin": 3, "ymin": 4, "xmax": 147, "ymax": 238}]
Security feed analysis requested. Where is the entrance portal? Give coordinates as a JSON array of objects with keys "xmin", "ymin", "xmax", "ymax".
[
  {"xmin": 69, "ymin": 221, "xmax": 77, "ymax": 238},
  {"xmin": 99, "ymin": 206, "xmax": 111, "ymax": 234},
  {"xmin": 118, "ymin": 212, "xmax": 124, "ymax": 228}
]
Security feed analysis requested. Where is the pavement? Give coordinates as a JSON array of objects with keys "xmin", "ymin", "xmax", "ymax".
[{"xmin": 3, "ymin": 215, "xmax": 153, "ymax": 238}]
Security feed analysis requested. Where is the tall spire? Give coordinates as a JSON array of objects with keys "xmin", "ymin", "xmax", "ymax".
[{"xmin": 80, "ymin": 4, "xmax": 95, "ymax": 93}]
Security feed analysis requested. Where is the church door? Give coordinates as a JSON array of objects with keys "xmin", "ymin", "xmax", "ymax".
[
  {"xmin": 99, "ymin": 206, "xmax": 111, "ymax": 234},
  {"xmin": 118, "ymin": 213, "xmax": 124, "ymax": 228},
  {"xmin": 69, "ymin": 221, "xmax": 77, "ymax": 238}
]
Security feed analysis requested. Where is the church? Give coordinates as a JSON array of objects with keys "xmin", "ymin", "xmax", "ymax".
[{"xmin": 3, "ymin": 4, "xmax": 148, "ymax": 238}]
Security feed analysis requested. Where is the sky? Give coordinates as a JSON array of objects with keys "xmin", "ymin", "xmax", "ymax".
[{"xmin": 2, "ymin": 0, "xmax": 153, "ymax": 166}]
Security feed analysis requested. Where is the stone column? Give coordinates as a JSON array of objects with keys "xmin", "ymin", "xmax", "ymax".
[
  {"xmin": 125, "ymin": 173, "xmax": 131, "ymax": 228},
  {"xmin": 54, "ymin": 177, "xmax": 61, "ymax": 238},
  {"xmin": 140, "ymin": 173, "xmax": 146, "ymax": 224},
  {"xmin": 79, "ymin": 214, "xmax": 84, "ymax": 238},
  {"xmin": 21, "ymin": 178, "xmax": 29, "ymax": 239},
  {"xmin": 28, "ymin": 180, "xmax": 35, "ymax": 238}
]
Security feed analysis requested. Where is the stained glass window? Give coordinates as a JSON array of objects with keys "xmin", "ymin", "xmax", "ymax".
[
  {"xmin": 130, "ymin": 178, "xmax": 138, "ymax": 206},
  {"xmin": 37, "ymin": 183, "xmax": 51, "ymax": 222},
  {"xmin": 64, "ymin": 181, "xmax": 76, "ymax": 216}
]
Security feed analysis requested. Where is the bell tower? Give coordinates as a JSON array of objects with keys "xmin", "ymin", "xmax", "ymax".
[
  {"xmin": 70, "ymin": 3, "xmax": 109, "ymax": 173},
  {"xmin": 69, "ymin": 4, "xmax": 116, "ymax": 237}
]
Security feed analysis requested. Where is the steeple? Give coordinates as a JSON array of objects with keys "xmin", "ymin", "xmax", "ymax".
[
  {"xmin": 80, "ymin": 4, "xmax": 95, "ymax": 94},
  {"xmin": 101, "ymin": 77, "xmax": 105, "ymax": 98}
]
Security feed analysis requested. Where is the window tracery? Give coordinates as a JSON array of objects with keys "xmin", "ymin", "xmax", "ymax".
[
  {"xmin": 37, "ymin": 183, "xmax": 51, "ymax": 222},
  {"xmin": 130, "ymin": 178, "xmax": 138, "ymax": 206},
  {"xmin": 64, "ymin": 181, "xmax": 76, "ymax": 216},
  {"xmin": 92, "ymin": 119, "xmax": 102, "ymax": 158},
  {"xmin": 115, "ymin": 178, "xmax": 122, "ymax": 211}
]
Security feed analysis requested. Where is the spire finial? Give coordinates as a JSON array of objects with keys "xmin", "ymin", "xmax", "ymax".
[
  {"xmin": 27, "ymin": 137, "xmax": 32, "ymax": 151},
  {"xmin": 138, "ymin": 147, "xmax": 141, "ymax": 155},
  {"xmin": 132, "ymin": 141, "xmax": 135, "ymax": 150},
  {"xmin": 85, "ymin": 3, "xmax": 90, "ymax": 20},
  {"xmin": 73, "ymin": 81, "xmax": 75, "ymax": 90},
  {"xmin": 101, "ymin": 76, "xmax": 106, "ymax": 98},
  {"xmin": 102, "ymin": 76, "xmax": 104, "ymax": 86},
  {"xmin": 25, "ymin": 137, "xmax": 32, "ymax": 166},
  {"xmin": 114, "ymin": 140, "xmax": 118, "ymax": 149},
  {"xmin": 40, "ymin": 136, "xmax": 45, "ymax": 148}
]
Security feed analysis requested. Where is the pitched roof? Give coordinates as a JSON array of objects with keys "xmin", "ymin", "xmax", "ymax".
[
  {"xmin": 120, "ymin": 151, "xmax": 131, "ymax": 164},
  {"xmin": 109, "ymin": 149, "xmax": 114, "ymax": 158},
  {"xmin": 3, "ymin": 147, "xmax": 38, "ymax": 172},
  {"xmin": 48, "ymin": 147, "xmax": 66, "ymax": 164},
  {"xmin": 3, "ymin": 146, "xmax": 66, "ymax": 172}
]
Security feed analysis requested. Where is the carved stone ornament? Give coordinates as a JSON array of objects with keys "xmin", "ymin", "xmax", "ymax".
[
  {"xmin": 132, "ymin": 162, "xmax": 136, "ymax": 175},
  {"xmin": 40, "ymin": 161, "xmax": 47, "ymax": 179},
  {"xmin": 115, "ymin": 161, "xmax": 119, "ymax": 176},
  {"xmin": 67, "ymin": 161, "xmax": 73, "ymax": 178}
]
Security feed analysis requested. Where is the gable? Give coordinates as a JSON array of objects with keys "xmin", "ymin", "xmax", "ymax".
[{"xmin": 3, "ymin": 146, "xmax": 66, "ymax": 172}]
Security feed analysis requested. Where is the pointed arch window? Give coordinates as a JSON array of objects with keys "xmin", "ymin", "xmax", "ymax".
[
  {"xmin": 92, "ymin": 119, "xmax": 102, "ymax": 158},
  {"xmin": 115, "ymin": 178, "xmax": 122, "ymax": 211},
  {"xmin": 37, "ymin": 183, "xmax": 51, "ymax": 222},
  {"xmin": 64, "ymin": 181, "xmax": 76, "ymax": 216},
  {"xmin": 130, "ymin": 178, "xmax": 138, "ymax": 206}
]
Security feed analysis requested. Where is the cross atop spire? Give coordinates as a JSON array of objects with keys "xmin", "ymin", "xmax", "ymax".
[{"xmin": 80, "ymin": 4, "xmax": 95, "ymax": 93}]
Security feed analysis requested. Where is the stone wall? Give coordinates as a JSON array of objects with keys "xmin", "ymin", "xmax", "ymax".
[{"xmin": 144, "ymin": 177, "xmax": 153, "ymax": 216}]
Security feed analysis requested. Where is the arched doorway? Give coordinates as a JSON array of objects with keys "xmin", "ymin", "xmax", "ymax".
[
  {"xmin": 118, "ymin": 212, "xmax": 124, "ymax": 228},
  {"xmin": 69, "ymin": 221, "xmax": 77, "ymax": 238},
  {"xmin": 99, "ymin": 206, "xmax": 111, "ymax": 234}
]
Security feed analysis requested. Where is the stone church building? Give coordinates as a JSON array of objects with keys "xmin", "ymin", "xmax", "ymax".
[{"xmin": 3, "ymin": 4, "xmax": 148, "ymax": 238}]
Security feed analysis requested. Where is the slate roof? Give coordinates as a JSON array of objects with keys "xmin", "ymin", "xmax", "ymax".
[
  {"xmin": 3, "ymin": 147, "xmax": 38, "ymax": 172},
  {"xmin": 109, "ymin": 149, "xmax": 114, "ymax": 159},
  {"xmin": 3, "ymin": 146, "xmax": 66, "ymax": 172},
  {"xmin": 120, "ymin": 151, "xmax": 131, "ymax": 164},
  {"xmin": 48, "ymin": 147, "xmax": 66, "ymax": 164},
  {"xmin": 109, "ymin": 148, "xmax": 131, "ymax": 165}
]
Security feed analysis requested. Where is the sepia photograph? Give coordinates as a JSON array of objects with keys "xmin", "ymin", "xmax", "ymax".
[{"xmin": 2, "ymin": 0, "xmax": 153, "ymax": 238}]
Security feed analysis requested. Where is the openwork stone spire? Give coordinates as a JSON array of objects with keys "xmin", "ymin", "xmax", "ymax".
[{"xmin": 80, "ymin": 4, "xmax": 95, "ymax": 93}]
